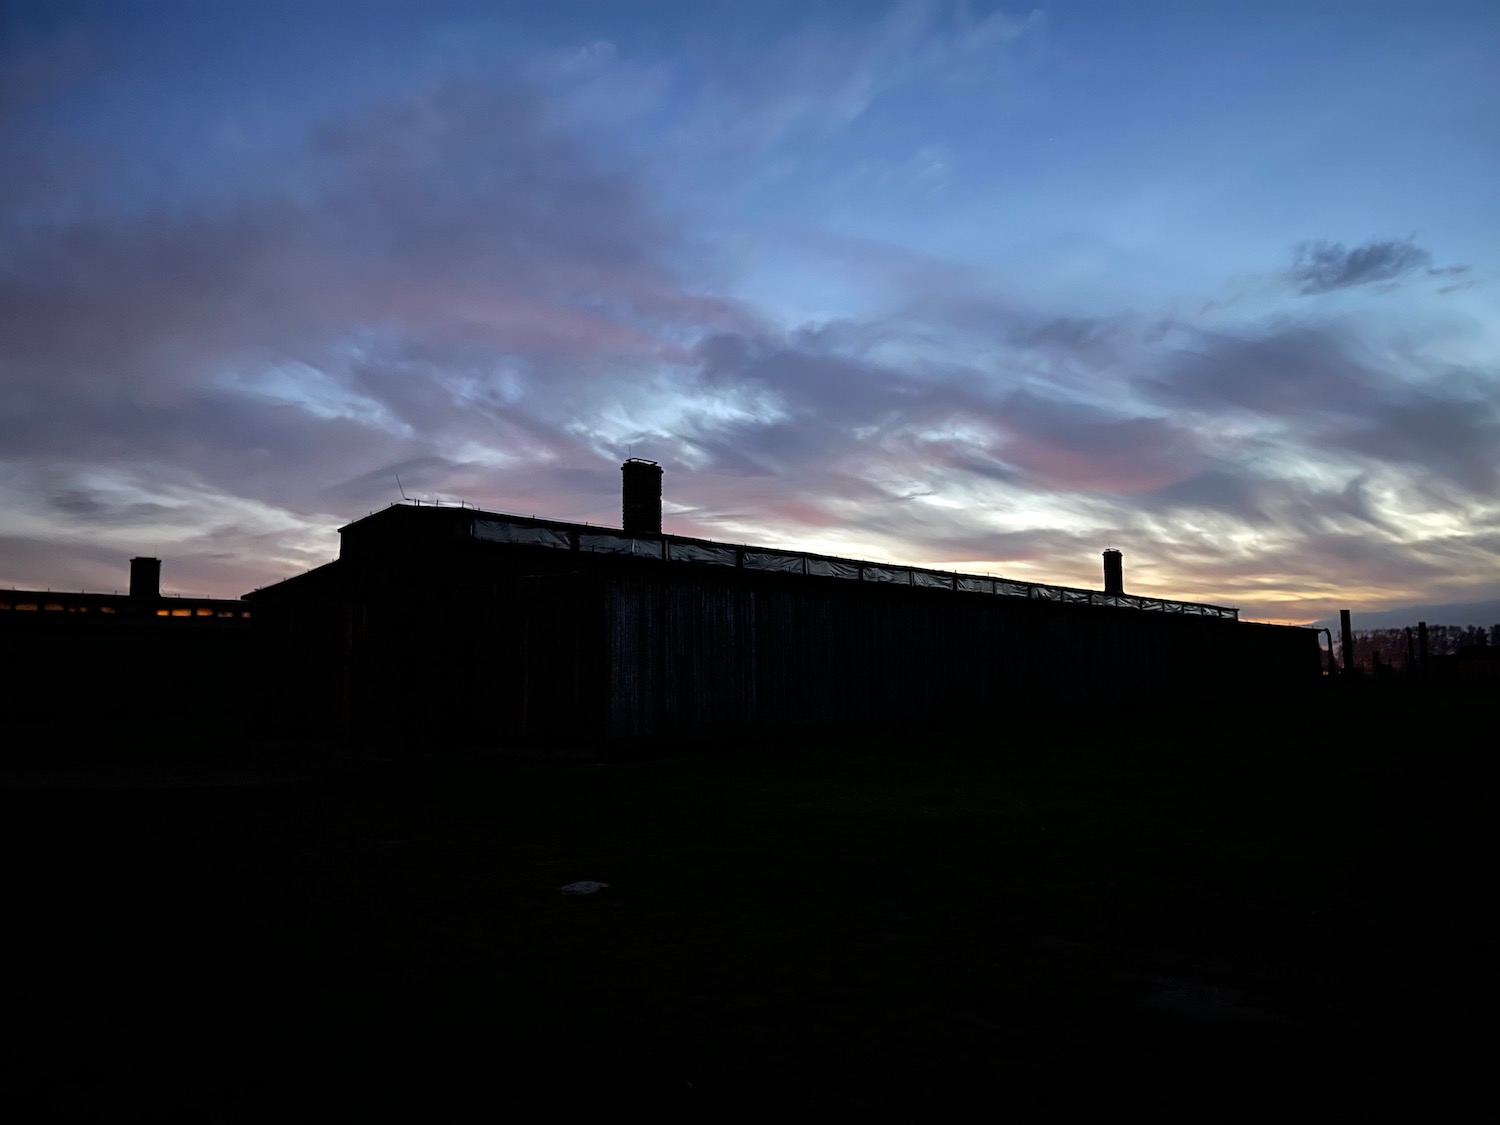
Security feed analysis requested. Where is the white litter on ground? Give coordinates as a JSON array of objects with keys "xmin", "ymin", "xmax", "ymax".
[{"xmin": 559, "ymin": 881, "xmax": 610, "ymax": 895}]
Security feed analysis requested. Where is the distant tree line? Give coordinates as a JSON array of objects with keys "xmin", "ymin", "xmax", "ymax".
[{"xmin": 1338, "ymin": 623, "xmax": 1500, "ymax": 671}]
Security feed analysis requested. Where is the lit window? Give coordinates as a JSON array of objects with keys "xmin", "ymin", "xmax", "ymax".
[
  {"xmin": 240, "ymin": 610, "xmax": 252, "ymax": 619},
  {"xmin": 44, "ymin": 603, "xmax": 63, "ymax": 611},
  {"xmin": 156, "ymin": 608, "xmax": 170, "ymax": 617},
  {"xmin": 171, "ymin": 607, "xmax": 191, "ymax": 617},
  {"xmin": 99, "ymin": 606, "xmax": 115, "ymax": 614},
  {"xmin": 17, "ymin": 603, "xmax": 37, "ymax": 611},
  {"xmin": 196, "ymin": 607, "xmax": 213, "ymax": 616},
  {"xmin": 217, "ymin": 610, "xmax": 235, "ymax": 618}
]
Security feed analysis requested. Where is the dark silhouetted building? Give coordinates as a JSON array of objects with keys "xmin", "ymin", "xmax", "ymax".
[
  {"xmin": 245, "ymin": 465, "xmax": 1321, "ymax": 751},
  {"xmin": 1, "ymin": 559, "xmax": 252, "ymax": 737}
]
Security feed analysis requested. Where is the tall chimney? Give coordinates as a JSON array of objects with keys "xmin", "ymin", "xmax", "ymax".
[
  {"xmin": 1340, "ymin": 609, "xmax": 1355, "ymax": 674},
  {"xmin": 130, "ymin": 556, "xmax": 161, "ymax": 600},
  {"xmin": 621, "ymin": 458, "xmax": 663, "ymax": 535},
  {"xmin": 1102, "ymin": 549, "xmax": 1123, "ymax": 595}
]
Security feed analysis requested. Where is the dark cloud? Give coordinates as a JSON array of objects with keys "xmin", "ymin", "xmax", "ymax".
[
  {"xmin": 1007, "ymin": 315, "xmax": 1121, "ymax": 358},
  {"xmin": 1140, "ymin": 467, "xmax": 1408, "ymax": 542},
  {"xmin": 1144, "ymin": 471, "xmax": 1267, "ymax": 522},
  {"xmin": 1143, "ymin": 325, "xmax": 1500, "ymax": 504},
  {"xmin": 992, "ymin": 391, "xmax": 1200, "ymax": 493},
  {"xmin": 895, "ymin": 296, "xmax": 1128, "ymax": 373},
  {"xmin": 1323, "ymin": 475, "xmax": 1397, "ymax": 532},
  {"xmin": 1329, "ymin": 379, "xmax": 1500, "ymax": 495},
  {"xmin": 46, "ymin": 488, "xmax": 179, "ymax": 526},
  {"xmin": 933, "ymin": 451, "xmax": 1020, "ymax": 485},
  {"xmin": 1144, "ymin": 324, "xmax": 1386, "ymax": 416},
  {"xmin": 1288, "ymin": 237, "xmax": 1433, "ymax": 295}
]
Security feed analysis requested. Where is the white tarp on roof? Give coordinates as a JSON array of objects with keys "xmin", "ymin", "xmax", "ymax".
[
  {"xmin": 579, "ymin": 532, "xmax": 663, "ymax": 558},
  {"xmin": 744, "ymin": 550, "xmax": 804, "ymax": 573},
  {"xmin": 668, "ymin": 541, "xmax": 738, "ymax": 567},
  {"xmin": 912, "ymin": 570, "xmax": 952, "ymax": 590},
  {"xmin": 806, "ymin": 558, "xmax": 859, "ymax": 579},
  {"xmin": 474, "ymin": 519, "xmax": 571, "ymax": 549}
]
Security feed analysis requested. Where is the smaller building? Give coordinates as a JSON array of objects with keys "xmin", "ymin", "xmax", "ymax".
[{"xmin": 2, "ymin": 557, "xmax": 252, "ymax": 737}]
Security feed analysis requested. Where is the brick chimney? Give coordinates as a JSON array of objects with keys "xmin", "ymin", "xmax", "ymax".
[
  {"xmin": 1102, "ymin": 549, "xmax": 1123, "ymax": 595},
  {"xmin": 621, "ymin": 458, "xmax": 663, "ymax": 535},
  {"xmin": 130, "ymin": 556, "xmax": 161, "ymax": 599}
]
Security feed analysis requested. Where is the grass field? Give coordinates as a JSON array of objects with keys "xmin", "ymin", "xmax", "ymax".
[{"xmin": 2, "ymin": 689, "xmax": 1482, "ymax": 1117}]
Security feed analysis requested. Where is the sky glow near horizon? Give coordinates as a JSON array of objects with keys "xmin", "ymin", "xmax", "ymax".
[{"xmin": 1, "ymin": 1, "xmax": 1496, "ymax": 621}]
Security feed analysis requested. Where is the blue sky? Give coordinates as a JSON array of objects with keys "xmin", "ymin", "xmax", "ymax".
[{"xmin": 1, "ymin": 1, "xmax": 1496, "ymax": 621}]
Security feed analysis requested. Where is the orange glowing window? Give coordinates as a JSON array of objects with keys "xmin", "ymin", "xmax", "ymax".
[
  {"xmin": 43, "ymin": 603, "xmax": 63, "ymax": 611},
  {"xmin": 17, "ymin": 603, "xmax": 37, "ymax": 611},
  {"xmin": 156, "ymin": 608, "xmax": 170, "ymax": 617},
  {"xmin": 171, "ymin": 607, "xmax": 191, "ymax": 617},
  {"xmin": 99, "ymin": 606, "xmax": 115, "ymax": 614},
  {"xmin": 195, "ymin": 607, "xmax": 213, "ymax": 616},
  {"xmin": 240, "ymin": 610, "xmax": 252, "ymax": 619}
]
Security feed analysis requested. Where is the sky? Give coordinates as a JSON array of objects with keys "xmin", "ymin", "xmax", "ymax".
[{"xmin": 1, "ymin": 0, "xmax": 1496, "ymax": 623}]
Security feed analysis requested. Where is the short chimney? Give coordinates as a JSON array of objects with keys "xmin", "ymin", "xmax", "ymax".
[
  {"xmin": 130, "ymin": 556, "xmax": 161, "ymax": 599},
  {"xmin": 1102, "ymin": 549, "xmax": 1123, "ymax": 595},
  {"xmin": 621, "ymin": 458, "xmax": 663, "ymax": 535}
]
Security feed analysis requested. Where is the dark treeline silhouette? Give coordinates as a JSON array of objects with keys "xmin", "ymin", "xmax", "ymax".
[{"xmin": 1340, "ymin": 622, "xmax": 1499, "ymax": 671}]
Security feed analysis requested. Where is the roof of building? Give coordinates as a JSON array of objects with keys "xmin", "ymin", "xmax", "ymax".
[
  {"xmin": 255, "ymin": 500, "xmax": 1240, "ymax": 620},
  {"xmin": 0, "ymin": 588, "xmax": 251, "ymax": 623}
]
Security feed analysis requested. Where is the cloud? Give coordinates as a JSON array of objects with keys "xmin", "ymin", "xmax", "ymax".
[
  {"xmin": 1144, "ymin": 470, "xmax": 1268, "ymax": 522},
  {"xmin": 1329, "ymin": 378, "xmax": 1500, "ymax": 495},
  {"xmin": 672, "ymin": 0, "xmax": 1042, "ymax": 154},
  {"xmin": 1143, "ymin": 323, "xmax": 1386, "ymax": 416},
  {"xmin": 1151, "ymin": 323, "xmax": 1500, "ymax": 513},
  {"xmin": 988, "ymin": 391, "xmax": 1201, "ymax": 493},
  {"xmin": 0, "ymin": 77, "xmax": 749, "ymax": 514},
  {"xmin": 1288, "ymin": 237, "xmax": 1434, "ymax": 295}
]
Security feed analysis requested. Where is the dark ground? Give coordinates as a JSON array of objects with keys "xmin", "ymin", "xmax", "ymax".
[{"xmin": 2, "ymin": 688, "xmax": 1486, "ymax": 1118}]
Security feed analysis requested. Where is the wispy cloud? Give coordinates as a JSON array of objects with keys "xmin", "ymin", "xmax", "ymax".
[
  {"xmin": 670, "ymin": 0, "xmax": 1042, "ymax": 154},
  {"xmin": 1288, "ymin": 237, "xmax": 1441, "ymax": 295}
]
